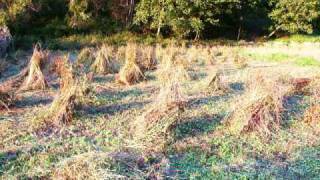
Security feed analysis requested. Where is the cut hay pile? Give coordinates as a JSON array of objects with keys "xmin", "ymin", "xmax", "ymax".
[
  {"xmin": 53, "ymin": 152, "xmax": 144, "ymax": 179},
  {"xmin": 207, "ymin": 69, "xmax": 229, "ymax": 94},
  {"xmin": 304, "ymin": 105, "xmax": 320, "ymax": 125},
  {"xmin": 18, "ymin": 45, "xmax": 49, "ymax": 92},
  {"xmin": 233, "ymin": 53, "xmax": 248, "ymax": 69},
  {"xmin": 76, "ymin": 47, "xmax": 96, "ymax": 70},
  {"xmin": 31, "ymin": 57, "xmax": 88, "ymax": 129},
  {"xmin": 0, "ymin": 45, "xmax": 48, "ymax": 93},
  {"xmin": 303, "ymin": 78, "xmax": 320, "ymax": 125},
  {"xmin": 133, "ymin": 52, "xmax": 188, "ymax": 151},
  {"xmin": 0, "ymin": 65, "xmax": 28, "ymax": 93},
  {"xmin": 156, "ymin": 50, "xmax": 190, "ymax": 83},
  {"xmin": 116, "ymin": 44, "xmax": 145, "ymax": 85},
  {"xmin": 225, "ymin": 75, "xmax": 292, "ymax": 136},
  {"xmin": 139, "ymin": 46, "xmax": 157, "ymax": 71},
  {"xmin": 0, "ymin": 90, "xmax": 13, "ymax": 110},
  {"xmin": 91, "ymin": 45, "xmax": 118, "ymax": 74}
]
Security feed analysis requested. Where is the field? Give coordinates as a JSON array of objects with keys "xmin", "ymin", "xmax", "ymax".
[{"xmin": 1, "ymin": 41, "xmax": 320, "ymax": 179}]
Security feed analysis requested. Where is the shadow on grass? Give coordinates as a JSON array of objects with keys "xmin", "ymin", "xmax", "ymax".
[
  {"xmin": 229, "ymin": 82, "xmax": 245, "ymax": 92},
  {"xmin": 282, "ymin": 95, "xmax": 308, "ymax": 126},
  {"xmin": 93, "ymin": 75, "xmax": 115, "ymax": 84},
  {"xmin": 15, "ymin": 94, "xmax": 53, "ymax": 108},
  {"xmin": 188, "ymin": 94, "xmax": 231, "ymax": 108},
  {"xmin": 82, "ymin": 100, "xmax": 151, "ymax": 116},
  {"xmin": 0, "ymin": 151, "xmax": 19, "ymax": 176},
  {"xmin": 95, "ymin": 88, "xmax": 146, "ymax": 103},
  {"xmin": 173, "ymin": 113, "xmax": 224, "ymax": 140}
]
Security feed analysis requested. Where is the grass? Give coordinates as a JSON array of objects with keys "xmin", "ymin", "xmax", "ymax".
[
  {"xmin": 243, "ymin": 52, "xmax": 320, "ymax": 67},
  {"xmin": 274, "ymin": 34, "xmax": 320, "ymax": 43},
  {"xmin": 1, "ymin": 42, "xmax": 320, "ymax": 179}
]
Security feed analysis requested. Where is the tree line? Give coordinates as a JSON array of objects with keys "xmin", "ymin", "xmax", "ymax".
[{"xmin": 0, "ymin": 0, "xmax": 319, "ymax": 40}]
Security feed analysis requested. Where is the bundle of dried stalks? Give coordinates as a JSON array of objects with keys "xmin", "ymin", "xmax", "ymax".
[
  {"xmin": 53, "ymin": 152, "xmax": 144, "ymax": 179},
  {"xmin": 116, "ymin": 43, "xmax": 145, "ymax": 85},
  {"xmin": 138, "ymin": 46, "xmax": 157, "ymax": 71},
  {"xmin": 91, "ymin": 45, "xmax": 118, "ymax": 74},
  {"xmin": 207, "ymin": 69, "xmax": 229, "ymax": 94},
  {"xmin": 76, "ymin": 47, "xmax": 96, "ymax": 70},
  {"xmin": 31, "ymin": 56, "xmax": 88, "ymax": 129},
  {"xmin": 225, "ymin": 74, "xmax": 292, "ymax": 136},
  {"xmin": 156, "ymin": 50, "xmax": 190, "ymax": 84},
  {"xmin": 0, "ymin": 67, "xmax": 28, "ymax": 93},
  {"xmin": 303, "ymin": 78, "xmax": 320, "ymax": 125},
  {"xmin": 133, "ymin": 53, "xmax": 188, "ymax": 151},
  {"xmin": 0, "ymin": 90, "xmax": 13, "ymax": 110},
  {"xmin": 18, "ymin": 45, "xmax": 49, "ymax": 92},
  {"xmin": 233, "ymin": 53, "xmax": 248, "ymax": 69}
]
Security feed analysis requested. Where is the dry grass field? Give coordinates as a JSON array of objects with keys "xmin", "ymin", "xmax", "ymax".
[{"xmin": 0, "ymin": 42, "xmax": 320, "ymax": 179}]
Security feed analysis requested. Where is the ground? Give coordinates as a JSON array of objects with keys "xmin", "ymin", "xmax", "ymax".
[{"xmin": 0, "ymin": 41, "xmax": 320, "ymax": 179}]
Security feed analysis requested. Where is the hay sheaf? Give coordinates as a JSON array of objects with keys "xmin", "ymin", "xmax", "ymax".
[
  {"xmin": 303, "ymin": 78, "xmax": 320, "ymax": 125},
  {"xmin": 207, "ymin": 69, "xmax": 229, "ymax": 94},
  {"xmin": 31, "ymin": 57, "xmax": 88, "ymax": 130},
  {"xmin": 138, "ymin": 46, "xmax": 158, "ymax": 71},
  {"xmin": 18, "ymin": 45, "xmax": 49, "ymax": 92},
  {"xmin": 76, "ymin": 47, "xmax": 96, "ymax": 70},
  {"xmin": 133, "ymin": 53, "xmax": 188, "ymax": 151},
  {"xmin": 225, "ymin": 75, "xmax": 292, "ymax": 136},
  {"xmin": 116, "ymin": 44, "xmax": 145, "ymax": 85},
  {"xmin": 91, "ymin": 45, "xmax": 118, "ymax": 74},
  {"xmin": 133, "ymin": 82, "xmax": 187, "ymax": 151}
]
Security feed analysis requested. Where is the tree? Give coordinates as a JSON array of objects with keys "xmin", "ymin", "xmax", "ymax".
[
  {"xmin": 134, "ymin": 0, "xmax": 174, "ymax": 37},
  {"xmin": 269, "ymin": 0, "xmax": 320, "ymax": 35}
]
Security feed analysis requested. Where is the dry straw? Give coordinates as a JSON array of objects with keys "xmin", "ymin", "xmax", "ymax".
[
  {"xmin": 31, "ymin": 56, "xmax": 88, "ymax": 129},
  {"xmin": 18, "ymin": 44, "xmax": 49, "ymax": 92},
  {"xmin": 116, "ymin": 43, "xmax": 145, "ymax": 85},
  {"xmin": 138, "ymin": 45, "xmax": 157, "ymax": 71},
  {"xmin": 53, "ymin": 152, "xmax": 144, "ymax": 179},
  {"xmin": 207, "ymin": 69, "xmax": 229, "ymax": 94},
  {"xmin": 303, "ymin": 78, "xmax": 320, "ymax": 125},
  {"xmin": 225, "ymin": 73, "xmax": 292, "ymax": 136},
  {"xmin": 91, "ymin": 45, "xmax": 118, "ymax": 74},
  {"xmin": 76, "ymin": 47, "xmax": 96, "ymax": 70},
  {"xmin": 132, "ymin": 50, "xmax": 188, "ymax": 151}
]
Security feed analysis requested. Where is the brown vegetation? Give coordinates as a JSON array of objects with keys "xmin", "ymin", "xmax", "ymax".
[
  {"xmin": 133, "ymin": 52, "xmax": 188, "ymax": 151},
  {"xmin": 18, "ymin": 45, "xmax": 49, "ymax": 92},
  {"xmin": 31, "ymin": 56, "xmax": 88, "ymax": 129},
  {"xmin": 207, "ymin": 69, "xmax": 229, "ymax": 93},
  {"xmin": 116, "ymin": 44, "xmax": 145, "ymax": 85},
  {"xmin": 76, "ymin": 47, "xmax": 96, "ymax": 69},
  {"xmin": 91, "ymin": 45, "xmax": 118, "ymax": 74},
  {"xmin": 225, "ymin": 74, "xmax": 292, "ymax": 136}
]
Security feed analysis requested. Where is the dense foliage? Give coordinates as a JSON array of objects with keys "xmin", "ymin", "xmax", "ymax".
[{"xmin": 0, "ymin": 0, "xmax": 320, "ymax": 41}]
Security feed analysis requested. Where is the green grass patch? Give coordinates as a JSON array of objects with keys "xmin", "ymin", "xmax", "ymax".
[
  {"xmin": 275, "ymin": 34, "xmax": 320, "ymax": 43},
  {"xmin": 244, "ymin": 52, "xmax": 320, "ymax": 67}
]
